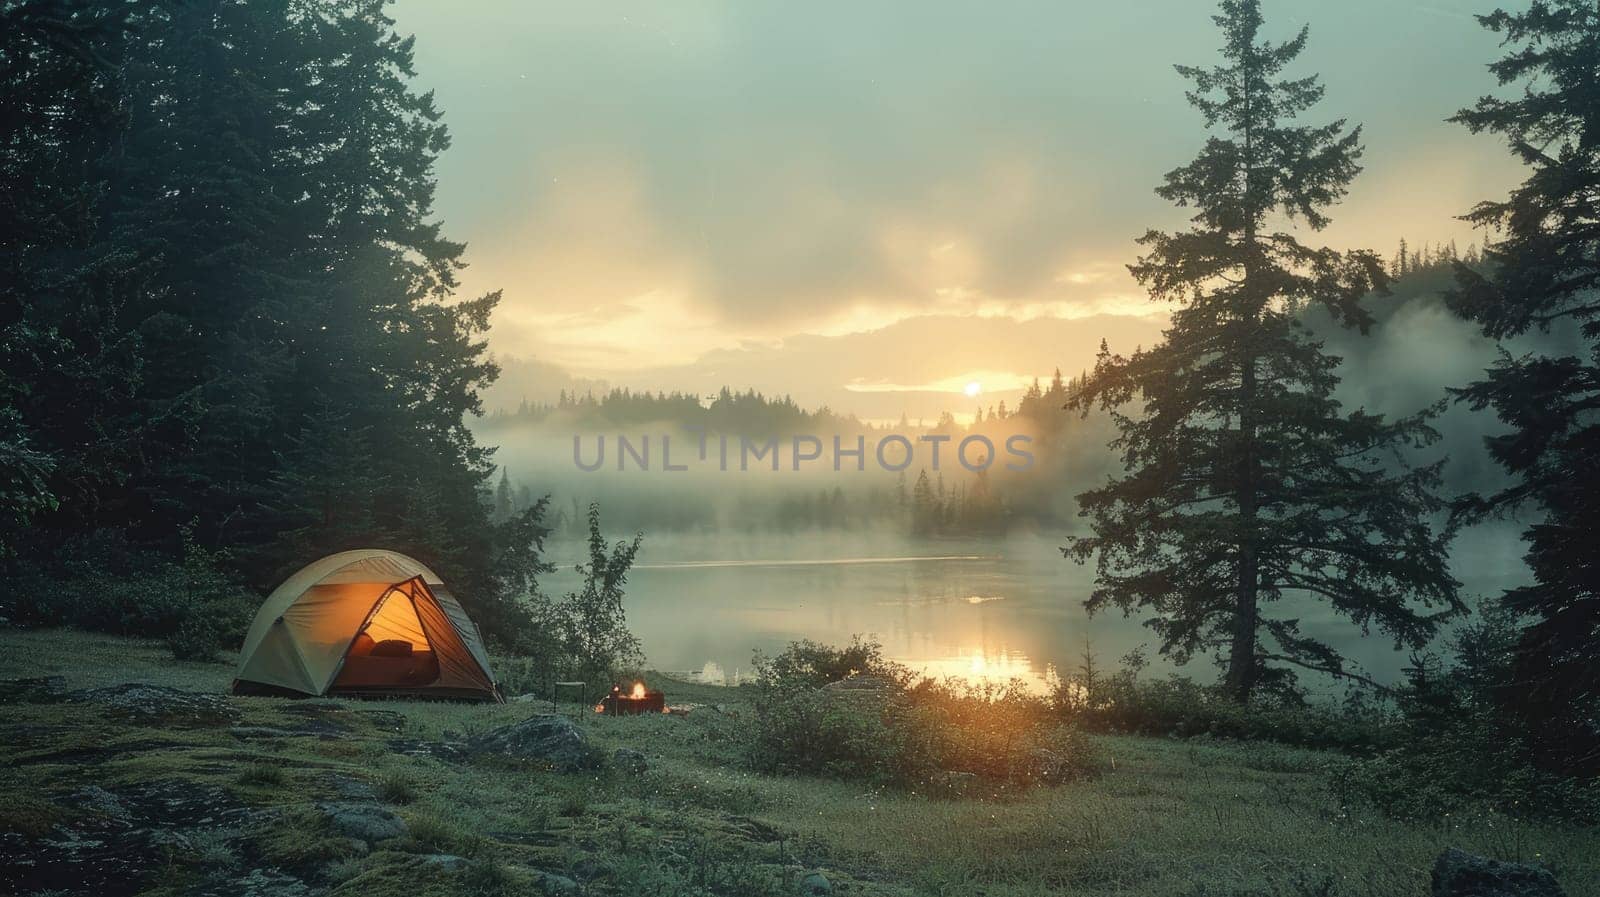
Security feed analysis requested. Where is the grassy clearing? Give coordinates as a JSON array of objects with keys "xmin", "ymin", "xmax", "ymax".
[{"xmin": 2, "ymin": 627, "xmax": 1595, "ymax": 897}]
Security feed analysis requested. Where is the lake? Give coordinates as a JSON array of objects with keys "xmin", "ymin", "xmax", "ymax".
[{"xmin": 539, "ymin": 528, "xmax": 1527, "ymax": 694}]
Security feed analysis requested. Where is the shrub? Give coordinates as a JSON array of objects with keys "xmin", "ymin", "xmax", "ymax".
[
  {"xmin": 910, "ymin": 678, "xmax": 1098, "ymax": 786},
  {"xmin": 753, "ymin": 635, "xmax": 907, "ymax": 690},
  {"xmin": 376, "ymin": 772, "xmax": 415, "ymax": 804},
  {"xmin": 235, "ymin": 762, "xmax": 286, "ymax": 787},
  {"xmin": 746, "ymin": 685, "xmax": 913, "ymax": 782},
  {"xmin": 11, "ymin": 528, "xmax": 254, "ymax": 661},
  {"xmin": 1331, "ymin": 602, "xmax": 1600, "ymax": 824},
  {"xmin": 1050, "ymin": 647, "xmax": 1395, "ymax": 752},
  {"xmin": 745, "ymin": 637, "xmax": 1097, "ymax": 789},
  {"xmin": 497, "ymin": 503, "xmax": 647, "ymax": 693}
]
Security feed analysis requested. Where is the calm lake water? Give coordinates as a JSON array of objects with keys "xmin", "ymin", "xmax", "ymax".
[{"xmin": 540, "ymin": 529, "xmax": 1527, "ymax": 694}]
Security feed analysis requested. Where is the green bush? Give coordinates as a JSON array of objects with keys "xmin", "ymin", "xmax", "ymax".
[
  {"xmin": 745, "ymin": 637, "xmax": 1097, "ymax": 789},
  {"xmin": 1050, "ymin": 648, "xmax": 1395, "ymax": 752},
  {"xmin": 1330, "ymin": 603, "xmax": 1600, "ymax": 824},
  {"xmin": 753, "ymin": 635, "xmax": 906, "ymax": 690},
  {"xmin": 11, "ymin": 528, "xmax": 254, "ymax": 661}
]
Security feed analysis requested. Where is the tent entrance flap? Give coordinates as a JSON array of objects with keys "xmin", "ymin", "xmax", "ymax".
[
  {"xmin": 364, "ymin": 582, "xmax": 432, "ymax": 651},
  {"xmin": 330, "ymin": 578, "xmax": 442, "ymax": 692}
]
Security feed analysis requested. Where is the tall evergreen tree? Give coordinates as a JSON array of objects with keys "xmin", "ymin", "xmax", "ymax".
[
  {"xmin": 1446, "ymin": 1, "xmax": 1600, "ymax": 775},
  {"xmin": 0, "ymin": 0, "xmax": 533, "ymax": 643},
  {"xmin": 0, "ymin": 1, "xmax": 161, "ymax": 553},
  {"xmin": 493, "ymin": 468, "xmax": 514, "ymax": 523},
  {"xmin": 1066, "ymin": 0, "xmax": 1460, "ymax": 701}
]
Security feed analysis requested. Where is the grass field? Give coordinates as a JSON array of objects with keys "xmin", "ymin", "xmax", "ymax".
[{"xmin": 2, "ymin": 628, "xmax": 1594, "ymax": 897}]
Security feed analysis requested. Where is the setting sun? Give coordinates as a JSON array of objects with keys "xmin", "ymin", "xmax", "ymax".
[{"xmin": 964, "ymin": 381, "xmax": 982, "ymax": 397}]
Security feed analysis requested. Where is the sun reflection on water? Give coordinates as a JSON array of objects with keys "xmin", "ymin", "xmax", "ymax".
[{"xmin": 902, "ymin": 648, "xmax": 1057, "ymax": 695}]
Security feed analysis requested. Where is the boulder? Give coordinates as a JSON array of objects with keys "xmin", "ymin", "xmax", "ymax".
[
  {"xmin": 1432, "ymin": 848, "xmax": 1565, "ymax": 897},
  {"xmin": 463, "ymin": 714, "xmax": 600, "ymax": 771},
  {"xmin": 0, "ymin": 675, "xmax": 68, "ymax": 704},
  {"xmin": 798, "ymin": 871, "xmax": 832, "ymax": 896},
  {"xmin": 613, "ymin": 747, "xmax": 649, "ymax": 774},
  {"xmin": 535, "ymin": 871, "xmax": 579, "ymax": 894},
  {"xmin": 317, "ymin": 802, "xmax": 406, "ymax": 843},
  {"xmin": 68, "ymin": 683, "xmax": 241, "ymax": 728}
]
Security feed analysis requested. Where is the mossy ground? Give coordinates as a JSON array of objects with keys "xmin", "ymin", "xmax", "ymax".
[{"xmin": 2, "ymin": 628, "xmax": 1595, "ymax": 897}]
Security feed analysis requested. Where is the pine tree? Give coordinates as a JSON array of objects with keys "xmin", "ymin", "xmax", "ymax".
[
  {"xmin": 1067, "ymin": 0, "xmax": 1460, "ymax": 701},
  {"xmin": 1446, "ymin": 0, "xmax": 1600, "ymax": 775},
  {"xmin": 494, "ymin": 468, "xmax": 514, "ymax": 522},
  {"xmin": 1, "ymin": 0, "xmax": 526, "ymax": 641},
  {"xmin": 911, "ymin": 469, "xmax": 934, "ymax": 535},
  {"xmin": 0, "ymin": 1, "xmax": 141, "ymax": 553}
]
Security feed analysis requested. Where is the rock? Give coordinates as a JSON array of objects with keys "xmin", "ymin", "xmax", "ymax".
[
  {"xmin": 799, "ymin": 871, "xmax": 832, "ymax": 896},
  {"xmin": 535, "ymin": 871, "xmax": 579, "ymax": 895},
  {"xmin": 229, "ymin": 726, "xmax": 302, "ymax": 740},
  {"xmin": 1432, "ymin": 848, "xmax": 1565, "ymax": 897},
  {"xmin": 280, "ymin": 701, "xmax": 406, "ymax": 736},
  {"xmin": 323, "ymin": 774, "xmax": 379, "ymax": 802},
  {"xmin": 68, "ymin": 683, "xmax": 241, "ymax": 728},
  {"xmin": 463, "ymin": 714, "xmax": 600, "ymax": 771},
  {"xmin": 70, "ymin": 785, "xmax": 131, "ymax": 821},
  {"xmin": 218, "ymin": 868, "xmax": 314, "ymax": 897},
  {"xmin": 0, "ymin": 675, "xmax": 69, "ymax": 704},
  {"xmin": 418, "ymin": 853, "xmax": 468, "ymax": 871},
  {"xmin": 107, "ymin": 779, "xmax": 261, "ymax": 829},
  {"xmin": 317, "ymin": 802, "xmax": 407, "ymax": 843},
  {"xmin": 613, "ymin": 747, "xmax": 649, "ymax": 774},
  {"xmin": 3, "ymin": 780, "xmax": 265, "ymax": 896},
  {"xmin": 510, "ymin": 693, "xmax": 544, "ymax": 703},
  {"xmin": 388, "ymin": 738, "xmax": 467, "ymax": 761}
]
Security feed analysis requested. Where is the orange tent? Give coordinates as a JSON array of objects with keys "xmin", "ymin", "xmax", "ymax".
[{"xmin": 233, "ymin": 550, "xmax": 501, "ymax": 702}]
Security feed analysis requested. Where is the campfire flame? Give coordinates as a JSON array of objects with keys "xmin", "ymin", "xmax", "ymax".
[{"xmin": 594, "ymin": 680, "xmax": 664, "ymax": 714}]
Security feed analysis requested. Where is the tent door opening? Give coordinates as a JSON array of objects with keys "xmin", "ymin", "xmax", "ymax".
[{"xmin": 330, "ymin": 577, "xmax": 442, "ymax": 692}]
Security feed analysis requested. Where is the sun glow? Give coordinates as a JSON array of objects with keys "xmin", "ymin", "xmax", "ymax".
[{"xmin": 964, "ymin": 381, "xmax": 982, "ymax": 397}]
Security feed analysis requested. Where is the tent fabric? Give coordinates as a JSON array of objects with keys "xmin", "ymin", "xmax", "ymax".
[{"xmin": 233, "ymin": 550, "xmax": 501, "ymax": 702}]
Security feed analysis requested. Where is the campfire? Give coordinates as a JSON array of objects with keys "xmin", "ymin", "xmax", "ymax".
[{"xmin": 594, "ymin": 680, "xmax": 666, "ymax": 715}]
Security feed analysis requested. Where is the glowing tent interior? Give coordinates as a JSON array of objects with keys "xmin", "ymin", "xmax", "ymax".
[{"xmin": 232, "ymin": 549, "xmax": 502, "ymax": 702}]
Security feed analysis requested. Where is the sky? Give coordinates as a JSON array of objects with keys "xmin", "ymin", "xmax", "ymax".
[{"xmin": 391, "ymin": 0, "xmax": 1523, "ymax": 419}]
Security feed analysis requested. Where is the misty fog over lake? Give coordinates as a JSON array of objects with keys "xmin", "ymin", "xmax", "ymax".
[{"xmin": 537, "ymin": 527, "xmax": 1527, "ymax": 694}]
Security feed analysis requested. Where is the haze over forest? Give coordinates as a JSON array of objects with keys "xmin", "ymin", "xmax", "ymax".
[
  {"xmin": 393, "ymin": 0, "xmax": 1520, "ymax": 422},
  {"xmin": 374, "ymin": 1, "xmax": 1559, "ymax": 558}
]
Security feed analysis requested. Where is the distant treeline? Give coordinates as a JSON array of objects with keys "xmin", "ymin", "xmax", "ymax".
[{"xmin": 482, "ymin": 370, "xmax": 1114, "ymax": 537}]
